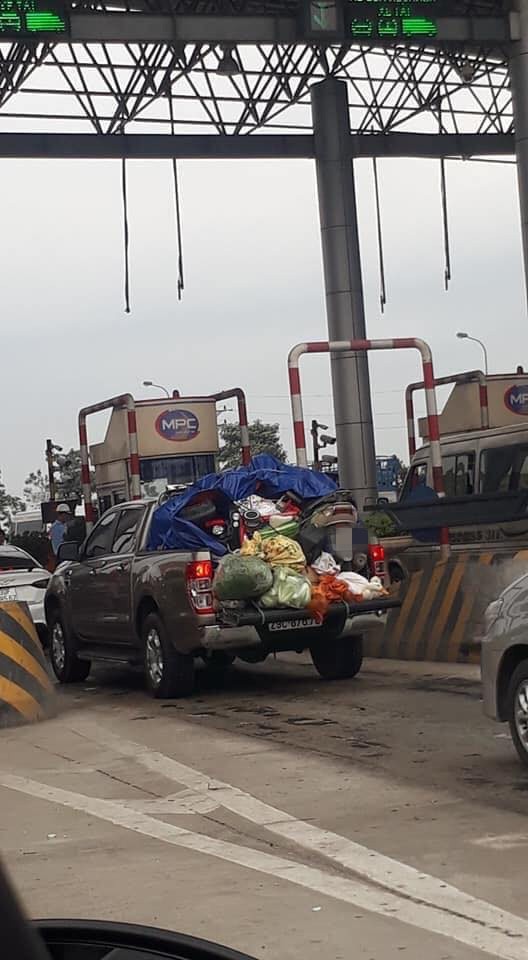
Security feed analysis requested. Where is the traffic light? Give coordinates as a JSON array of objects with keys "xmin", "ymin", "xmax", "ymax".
[
  {"xmin": 46, "ymin": 440, "xmax": 62, "ymax": 500},
  {"xmin": 310, "ymin": 421, "xmax": 336, "ymax": 468}
]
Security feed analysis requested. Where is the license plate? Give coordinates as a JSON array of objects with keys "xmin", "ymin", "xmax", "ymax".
[
  {"xmin": 0, "ymin": 587, "xmax": 17, "ymax": 602},
  {"xmin": 268, "ymin": 618, "xmax": 321, "ymax": 632}
]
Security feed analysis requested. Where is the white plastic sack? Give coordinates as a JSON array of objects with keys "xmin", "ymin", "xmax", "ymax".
[
  {"xmin": 311, "ymin": 552, "xmax": 341, "ymax": 576},
  {"xmin": 337, "ymin": 572, "xmax": 385, "ymax": 600}
]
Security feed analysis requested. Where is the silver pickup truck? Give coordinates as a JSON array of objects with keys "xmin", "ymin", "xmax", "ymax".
[{"xmin": 45, "ymin": 499, "xmax": 400, "ymax": 698}]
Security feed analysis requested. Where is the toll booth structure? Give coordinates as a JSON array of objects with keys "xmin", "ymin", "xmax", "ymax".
[
  {"xmin": 412, "ymin": 371, "xmax": 528, "ymax": 451},
  {"xmin": 79, "ymin": 389, "xmax": 250, "ymax": 526}
]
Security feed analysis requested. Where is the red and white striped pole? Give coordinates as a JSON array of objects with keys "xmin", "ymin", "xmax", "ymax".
[
  {"xmin": 213, "ymin": 388, "xmax": 251, "ymax": 466},
  {"xmin": 78, "ymin": 414, "xmax": 94, "ymax": 528},
  {"xmin": 124, "ymin": 395, "xmax": 141, "ymax": 502},
  {"xmin": 78, "ymin": 392, "xmax": 140, "ymax": 532},
  {"xmin": 479, "ymin": 374, "xmax": 490, "ymax": 430},
  {"xmin": 288, "ymin": 337, "xmax": 449, "ymax": 556},
  {"xmin": 405, "ymin": 370, "xmax": 489, "ymax": 462}
]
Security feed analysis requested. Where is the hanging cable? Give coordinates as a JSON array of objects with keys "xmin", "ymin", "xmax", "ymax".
[
  {"xmin": 168, "ymin": 90, "xmax": 184, "ymax": 300},
  {"xmin": 437, "ymin": 103, "xmax": 452, "ymax": 291},
  {"xmin": 121, "ymin": 157, "xmax": 131, "ymax": 314},
  {"xmin": 372, "ymin": 156, "xmax": 387, "ymax": 313},
  {"xmin": 440, "ymin": 156, "xmax": 451, "ymax": 291}
]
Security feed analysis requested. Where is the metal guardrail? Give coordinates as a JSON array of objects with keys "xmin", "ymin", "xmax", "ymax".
[{"xmin": 367, "ymin": 490, "xmax": 528, "ymax": 532}]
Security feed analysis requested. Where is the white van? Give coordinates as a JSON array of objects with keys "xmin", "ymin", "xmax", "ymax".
[
  {"xmin": 402, "ymin": 422, "xmax": 528, "ymax": 502},
  {"xmin": 389, "ymin": 372, "xmax": 528, "ymax": 560}
]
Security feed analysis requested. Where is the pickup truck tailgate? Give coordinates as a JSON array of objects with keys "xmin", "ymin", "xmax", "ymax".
[{"xmin": 217, "ymin": 596, "xmax": 401, "ymax": 627}]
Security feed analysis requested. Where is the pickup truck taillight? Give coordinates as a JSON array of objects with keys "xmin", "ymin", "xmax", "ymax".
[
  {"xmin": 368, "ymin": 544, "xmax": 386, "ymax": 584},
  {"xmin": 186, "ymin": 559, "xmax": 214, "ymax": 615}
]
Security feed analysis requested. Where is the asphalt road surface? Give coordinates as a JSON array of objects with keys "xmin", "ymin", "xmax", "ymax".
[{"xmin": 2, "ymin": 654, "xmax": 528, "ymax": 960}]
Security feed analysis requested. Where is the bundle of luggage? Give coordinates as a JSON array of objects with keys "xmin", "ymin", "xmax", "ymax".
[
  {"xmin": 212, "ymin": 493, "xmax": 387, "ymax": 620},
  {"xmin": 149, "ymin": 455, "xmax": 389, "ymax": 618}
]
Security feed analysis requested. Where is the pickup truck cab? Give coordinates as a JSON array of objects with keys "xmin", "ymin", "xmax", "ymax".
[{"xmin": 45, "ymin": 499, "xmax": 399, "ymax": 698}]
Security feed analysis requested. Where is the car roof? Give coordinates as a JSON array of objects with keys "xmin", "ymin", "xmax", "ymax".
[
  {"xmin": 0, "ymin": 545, "xmax": 31, "ymax": 557},
  {"xmin": 0, "ymin": 545, "xmax": 39, "ymax": 566},
  {"xmin": 415, "ymin": 422, "xmax": 528, "ymax": 457}
]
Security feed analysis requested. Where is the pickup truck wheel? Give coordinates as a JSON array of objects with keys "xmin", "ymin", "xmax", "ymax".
[
  {"xmin": 507, "ymin": 661, "xmax": 528, "ymax": 767},
  {"xmin": 143, "ymin": 612, "xmax": 195, "ymax": 699},
  {"xmin": 48, "ymin": 611, "xmax": 91, "ymax": 683},
  {"xmin": 310, "ymin": 634, "xmax": 363, "ymax": 681}
]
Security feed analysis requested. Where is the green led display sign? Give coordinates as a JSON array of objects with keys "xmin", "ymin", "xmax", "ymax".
[
  {"xmin": 0, "ymin": 0, "xmax": 68, "ymax": 36},
  {"xmin": 347, "ymin": 0, "xmax": 438, "ymax": 40}
]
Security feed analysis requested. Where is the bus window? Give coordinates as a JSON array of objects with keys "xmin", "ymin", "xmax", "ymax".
[
  {"xmin": 442, "ymin": 452, "xmax": 475, "ymax": 497},
  {"xmin": 480, "ymin": 444, "xmax": 528, "ymax": 493},
  {"xmin": 401, "ymin": 462, "xmax": 427, "ymax": 498}
]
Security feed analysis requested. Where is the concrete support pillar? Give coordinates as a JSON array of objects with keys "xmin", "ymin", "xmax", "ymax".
[
  {"xmin": 311, "ymin": 78, "xmax": 377, "ymax": 508},
  {"xmin": 511, "ymin": 0, "xmax": 528, "ymax": 312}
]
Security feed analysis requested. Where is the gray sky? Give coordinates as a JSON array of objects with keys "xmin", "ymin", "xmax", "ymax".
[{"xmin": 0, "ymin": 153, "xmax": 525, "ymax": 498}]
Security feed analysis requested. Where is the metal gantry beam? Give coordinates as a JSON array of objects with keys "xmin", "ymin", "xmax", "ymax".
[
  {"xmin": 0, "ymin": 130, "xmax": 512, "ymax": 158},
  {"xmin": 66, "ymin": 12, "xmax": 509, "ymax": 44},
  {"xmin": 0, "ymin": 39, "xmax": 512, "ymax": 147}
]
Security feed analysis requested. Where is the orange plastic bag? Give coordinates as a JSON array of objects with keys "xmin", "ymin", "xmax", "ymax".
[{"xmin": 308, "ymin": 574, "xmax": 351, "ymax": 620}]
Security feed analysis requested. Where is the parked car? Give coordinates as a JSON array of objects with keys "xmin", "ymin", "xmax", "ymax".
[
  {"xmin": 0, "ymin": 545, "xmax": 50, "ymax": 643},
  {"xmin": 481, "ymin": 572, "xmax": 528, "ymax": 766},
  {"xmin": 44, "ymin": 499, "xmax": 399, "ymax": 698}
]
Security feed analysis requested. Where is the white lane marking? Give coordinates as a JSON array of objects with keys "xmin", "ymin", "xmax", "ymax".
[
  {"xmin": 1, "ymin": 770, "xmax": 527, "ymax": 960},
  {"xmin": 73, "ymin": 722, "xmax": 528, "ymax": 937},
  {"xmin": 473, "ymin": 834, "xmax": 528, "ymax": 851},
  {"xmin": 118, "ymin": 791, "xmax": 220, "ymax": 815}
]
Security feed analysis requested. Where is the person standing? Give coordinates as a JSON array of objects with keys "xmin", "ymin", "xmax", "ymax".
[
  {"xmin": 0, "ymin": 528, "xmax": 6, "ymax": 545},
  {"xmin": 49, "ymin": 503, "xmax": 71, "ymax": 557}
]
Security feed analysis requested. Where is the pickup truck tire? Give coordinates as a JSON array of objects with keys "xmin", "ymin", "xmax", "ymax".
[
  {"xmin": 310, "ymin": 634, "xmax": 363, "ymax": 681},
  {"xmin": 48, "ymin": 610, "xmax": 91, "ymax": 683},
  {"xmin": 142, "ymin": 612, "xmax": 195, "ymax": 699},
  {"xmin": 507, "ymin": 660, "xmax": 528, "ymax": 767}
]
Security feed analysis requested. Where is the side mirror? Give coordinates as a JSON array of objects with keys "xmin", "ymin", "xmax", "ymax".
[{"xmin": 56, "ymin": 541, "xmax": 79, "ymax": 564}]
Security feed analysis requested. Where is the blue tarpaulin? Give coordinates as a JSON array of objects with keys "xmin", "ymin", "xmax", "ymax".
[{"xmin": 147, "ymin": 455, "xmax": 337, "ymax": 554}]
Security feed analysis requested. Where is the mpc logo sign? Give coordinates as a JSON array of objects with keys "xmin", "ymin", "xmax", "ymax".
[
  {"xmin": 504, "ymin": 385, "xmax": 528, "ymax": 417},
  {"xmin": 155, "ymin": 409, "xmax": 200, "ymax": 441}
]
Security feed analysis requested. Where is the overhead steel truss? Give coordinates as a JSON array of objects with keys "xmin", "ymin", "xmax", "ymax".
[{"xmin": 0, "ymin": 0, "xmax": 514, "ymax": 156}]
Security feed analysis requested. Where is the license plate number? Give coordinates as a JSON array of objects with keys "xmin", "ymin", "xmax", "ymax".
[
  {"xmin": 0, "ymin": 587, "xmax": 17, "ymax": 601},
  {"xmin": 269, "ymin": 618, "xmax": 321, "ymax": 632}
]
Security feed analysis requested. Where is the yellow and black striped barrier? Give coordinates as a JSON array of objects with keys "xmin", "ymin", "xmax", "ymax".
[
  {"xmin": 0, "ymin": 602, "xmax": 55, "ymax": 727},
  {"xmin": 364, "ymin": 550, "xmax": 528, "ymax": 663}
]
